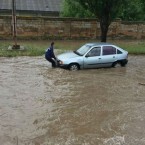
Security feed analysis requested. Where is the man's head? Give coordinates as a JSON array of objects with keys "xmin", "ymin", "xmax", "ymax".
[{"xmin": 51, "ymin": 42, "xmax": 54, "ymax": 46}]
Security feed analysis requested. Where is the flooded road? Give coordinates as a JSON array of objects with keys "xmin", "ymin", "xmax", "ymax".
[{"xmin": 0, "ymin": 55, "xmax": 145, "ymax": 145}]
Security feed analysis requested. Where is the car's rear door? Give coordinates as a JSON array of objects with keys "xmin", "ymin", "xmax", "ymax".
[{"xmin": 100, "ymin": 45, "xmax": 117, "ymax": 67}]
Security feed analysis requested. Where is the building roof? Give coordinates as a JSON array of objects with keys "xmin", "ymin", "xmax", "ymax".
[{"xmin": 0, "ymin": 0, "xmax": 62, "ymax": 12}]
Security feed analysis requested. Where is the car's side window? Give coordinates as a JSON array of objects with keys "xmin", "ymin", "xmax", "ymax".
[
  {"xmin": 117, "ymin": 49, "xmax": 123, "ymax": 54},
  {"xmin": 87, "ymin": 47, "xmax": 101, "ymax": 57},
  {"xmin": 103, "ymin": 46, "xmax": 116, "ymax": 55}
]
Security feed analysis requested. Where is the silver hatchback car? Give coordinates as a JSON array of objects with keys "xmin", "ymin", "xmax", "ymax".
[{"xmin": 57, "ymin": 42, "xmax": 128, "ymax": 71}]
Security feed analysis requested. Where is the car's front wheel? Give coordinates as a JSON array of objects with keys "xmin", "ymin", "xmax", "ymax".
[{"xmin": 69, "ymin": 63, "xmax": 80, "ymax": 71}]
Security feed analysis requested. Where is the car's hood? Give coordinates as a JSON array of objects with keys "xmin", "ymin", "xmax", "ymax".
[{"xmin": 57, "ymin": 51, "xmax": 79, "ymax": 60}]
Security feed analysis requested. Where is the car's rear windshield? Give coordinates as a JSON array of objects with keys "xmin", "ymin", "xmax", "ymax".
[{"xmin": 75, "ymin": 44, "xmax": 92, "ymax": 56}]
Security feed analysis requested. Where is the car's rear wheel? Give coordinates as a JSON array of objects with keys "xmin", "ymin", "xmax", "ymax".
[
  {"xmin": 120, "ymin": 61, "xmax": 127, "ymax": 67},
  {"xmin": 69, "ymin": 63, "xmax": 80, "ymax": 71},
  {"xmin": 112, "ymin": 61, "xmax": 120, "ymax": 67},
  {"xmin": 112, "ymin": 60, "xmax": 127, "ymax": 68}
]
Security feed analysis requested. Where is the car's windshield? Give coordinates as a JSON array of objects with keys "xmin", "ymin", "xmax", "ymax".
[{"xmin": 75, "ymin": 44, "xmax": 92, "ymax": 56}]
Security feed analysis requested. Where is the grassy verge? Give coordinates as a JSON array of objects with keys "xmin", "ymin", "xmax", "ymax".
[
  {"xmin": 0, "ymin": 40, "xmax": 145, "ymax": 57},
  {"xmin": 113, "ymin": 41, "xmax": 145, "ymax": 55},
  {"xmin": 0, "ymin": 40, "xmax": 47, "ymax": 57}
]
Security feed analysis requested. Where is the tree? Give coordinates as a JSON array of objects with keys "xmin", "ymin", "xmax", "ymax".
[
  {"xmin": 74, "ymin": 0, "xmax": 127, "ymax": 42},
  {"xmin": 62, "ymin": 0, "xmax": 127, "ymax": 42},
  {"xmin": 62, "ymin": 0, "xmax": 145, "ymax": 41}
]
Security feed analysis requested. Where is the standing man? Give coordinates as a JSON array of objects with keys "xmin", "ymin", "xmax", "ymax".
[{"xmin": 45, "ymin": 42, "xmax": 57, "ymax": 68}]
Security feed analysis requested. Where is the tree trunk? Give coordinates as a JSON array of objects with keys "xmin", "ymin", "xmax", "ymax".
[
  {"xmin": 100, "ymin": 20, "xmax": 109, "ymax": 42},
  {"xmin": 99, "ymin": 7, "xmax": 112, "ymax": 43}
]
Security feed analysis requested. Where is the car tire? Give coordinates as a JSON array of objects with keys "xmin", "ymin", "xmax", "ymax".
[
  {"xmin": 69, "ymin": 63, "xmax": 80, "ymax": 71},
  {"xmin": 112, "ymin": 61, "xmax": 117, "ymax": 67},
  {"xmin": 120, "ymin": 61, "xmax": 126, "ymax": 67}
]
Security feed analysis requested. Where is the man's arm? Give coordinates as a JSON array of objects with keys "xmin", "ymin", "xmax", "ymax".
[{"xmin": 51, "ymin": 47, "xmax": 56, "ymax": 59}]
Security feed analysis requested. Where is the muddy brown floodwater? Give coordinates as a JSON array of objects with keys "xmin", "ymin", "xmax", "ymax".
[{"xmin": 0, "ymin": 55, "xmax": 145, "ymax": 145}]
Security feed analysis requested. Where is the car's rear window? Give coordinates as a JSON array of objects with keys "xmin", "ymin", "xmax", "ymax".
[
  {"xmin": 103, "ymin": 46, "xmax": 116, "ymax": 55},
  {"xmin": 117, "ymin": 49, "xmax": 123, "ymax": 54}
]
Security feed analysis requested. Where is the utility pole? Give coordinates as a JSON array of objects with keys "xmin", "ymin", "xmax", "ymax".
[
  {"xmin": 8, "ymin": 0, "xmax": 23, "ymax": 50},
  {"xmin": 12, "ymin": 0, "xmax": 19, "ymax": 49}
]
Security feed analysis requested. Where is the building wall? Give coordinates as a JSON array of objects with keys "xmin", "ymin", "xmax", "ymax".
[{"xmin": 0, "ymin": 16, "xmax": 145, "ymax": 40}]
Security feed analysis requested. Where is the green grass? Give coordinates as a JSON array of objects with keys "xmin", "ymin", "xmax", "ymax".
[
  {"xmin": 0, "ymin": 40, "xmax": 145, "ymax": 57},
  {"xmin": 117, "ymin": 42, "xmax": 145, "ymax": 55},
  {"xmin": 0, "ymin": 40, "xmax": 47, "ymax": 57}
]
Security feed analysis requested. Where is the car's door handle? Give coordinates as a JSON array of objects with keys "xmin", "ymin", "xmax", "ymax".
[
  {"xmin": 113, "ymin": 56, "xmax": 115, "ymax": 58},
  {"xmin": 98, "ymin": 58, "xmax": 101, "ymax": 59}
]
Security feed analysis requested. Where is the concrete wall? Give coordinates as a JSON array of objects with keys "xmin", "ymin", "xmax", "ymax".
[{"xmin": 0, "ymin": 16, "xmax": 145, "ymax": 40}]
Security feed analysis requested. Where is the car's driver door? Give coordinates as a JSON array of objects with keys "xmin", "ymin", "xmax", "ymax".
[{"xmin": 83, "ymin": 47, "xmax": 101, "ymax": 69}]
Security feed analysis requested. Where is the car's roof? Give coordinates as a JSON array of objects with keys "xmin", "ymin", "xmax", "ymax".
[
  {"xmin": 85, "ymin": 42, "xmax": 128, "ymax": 53},
  {"xmin": 86, "ymin": 42, "xmax": 113, "ymax": 47}
]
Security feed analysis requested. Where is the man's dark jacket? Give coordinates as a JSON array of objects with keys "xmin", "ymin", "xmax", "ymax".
[{"xmin": 45, "ymin": 46, "xmax": 56, "ymax": 60}]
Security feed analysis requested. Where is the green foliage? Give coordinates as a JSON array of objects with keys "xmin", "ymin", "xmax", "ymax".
[
  {"xmin": 119, "ymin": 0, "xmax": 145, "ymax": 21},
  {"xmin": 60, "ymin": 0, "xmax": 95, "ymax": 18},
  {"xmin": 74, "ymin": 0, "xmax": 125, "ymax": 21},
  {"xmin": 140, "ymin": 0, "xmax": 145, "ymax": 10},
  {"xmin": 61, "ymin": 0, "xmax": 145, "ymax": 21}
]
